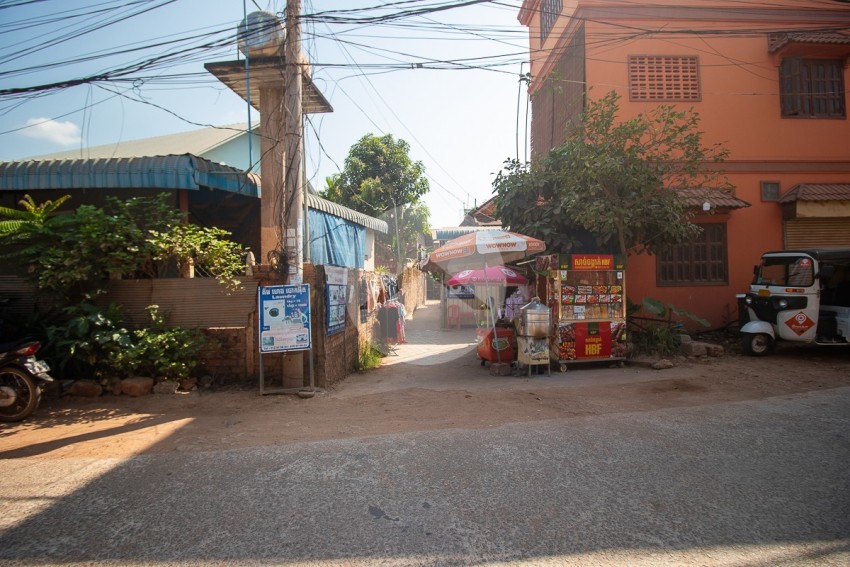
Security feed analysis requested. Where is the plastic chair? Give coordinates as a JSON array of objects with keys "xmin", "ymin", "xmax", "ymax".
[{"xmin": 447, "ymin": 304, "xmax": 461, "ymax": 329}]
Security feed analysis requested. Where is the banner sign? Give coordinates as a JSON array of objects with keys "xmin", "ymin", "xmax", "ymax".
[
  {"xmin": 258, "ymin": 284, "xmax": 311, "ymax": 353},
  {"xmin": 326, "ymin": 266, "xmax": 348, "ymax": 336}
]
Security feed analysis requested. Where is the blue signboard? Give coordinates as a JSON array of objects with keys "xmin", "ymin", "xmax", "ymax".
[{"xmin": 258, "ymin": 284, "xmax": 311, "ymax": 353}]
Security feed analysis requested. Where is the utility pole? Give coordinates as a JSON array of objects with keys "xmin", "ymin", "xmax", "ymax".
[{"xmin": 284, "ymin": 0, "xmax": 303, "ymax": 283}]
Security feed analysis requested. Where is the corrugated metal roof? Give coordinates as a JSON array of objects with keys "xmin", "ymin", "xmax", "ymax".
[
  {"xmin": 779, "ymin": 183, "xmax": 850, "ymax": 203},
  {"xmin": 0, "ymin": 154, "xmax": 259, "ymax": 196},
  {"xmin": 28, "ymin": 124, "xmax": 253, "ymax": 161},
  {"xmin": 306, "ymin": 193, "xmax": 388, "ymax": 234},
  {"xmin": 679, "ymin": 188, "xmax": 751, "ymax": 209}
]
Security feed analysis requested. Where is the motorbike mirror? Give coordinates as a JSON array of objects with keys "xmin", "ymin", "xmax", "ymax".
[{"xmin": 818, "ymin": 265, "xmax": 835, "ymax": 279}]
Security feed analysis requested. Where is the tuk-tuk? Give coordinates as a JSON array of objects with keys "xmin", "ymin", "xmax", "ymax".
[{"xmin": 740, "ymin": 248, "xmax": 850, "ymax": 355}]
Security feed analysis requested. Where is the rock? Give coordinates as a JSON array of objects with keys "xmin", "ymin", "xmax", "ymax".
[
  {"xmin": 122, "ymin": 376, "xmax": 154, "ymax": 397},
  {"xmin": 705, "ymin": 343, "xmax": 725, "ymax": 357},
  {"xmin": 180, "ymin": 377, "xmax": 198, "ymax": 391},
  {"xmin": 199, "ymin": 375, "xmax": 214, "ymax": 389},
  {"xmin": 678, "ymin": 333, "xmax": 693, "ymax": 344},
  {"xmin": 67, "ymin": 379, "xmax": 103, "ymax": 398},
  {"xmin": 153, "ymin": 380, "xmax": 179, "ymax": 395},
  {"xmin": 652, "ymin": 359, "xmax": 675, "ymax": 370},
  {"xmin": 680, "ymin": 341, "xmax": 708, "ymax": 357}
]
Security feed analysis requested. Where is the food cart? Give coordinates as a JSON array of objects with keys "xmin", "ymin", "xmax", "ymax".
[{"xmin": 536, "ymin": 253, "xmax": 628, "ymax": 371}]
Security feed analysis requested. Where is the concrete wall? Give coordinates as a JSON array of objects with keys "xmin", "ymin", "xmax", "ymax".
[{"xmin": 0, "ymin": 264, "xmax": 428, "ymax": 388}]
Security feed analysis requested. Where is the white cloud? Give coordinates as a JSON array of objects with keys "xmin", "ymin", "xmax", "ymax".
[{"xmin": 21, "ymin": 118, "xmax": 81, "ymax": 146}]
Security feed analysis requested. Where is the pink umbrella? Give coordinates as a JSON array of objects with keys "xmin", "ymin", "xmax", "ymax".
[{"xmin": 447, "ymin": 266, "xmax": 528, "ymax": 286}]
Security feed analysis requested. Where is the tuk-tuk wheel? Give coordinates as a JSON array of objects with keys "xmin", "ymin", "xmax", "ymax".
[{"xmin": 742, "ymin": 333, "xmax": 773, "ymax": 356}]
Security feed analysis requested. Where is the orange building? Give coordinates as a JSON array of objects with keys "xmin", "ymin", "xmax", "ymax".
[{"xmin": 517, "ymin": 0, "xmax": 850, "ymax": 328}]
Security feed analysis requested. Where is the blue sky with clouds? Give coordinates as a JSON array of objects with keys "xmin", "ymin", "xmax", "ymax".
[{"xmin": 0, "ymin": 0, "xmax": 529, "ymax": 227}]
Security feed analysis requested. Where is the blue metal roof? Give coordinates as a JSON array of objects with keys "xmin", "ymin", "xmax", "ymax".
[
  {"xmin": 0, "ymin": 154, "xmax": 259, "ymax": 196},
  {"xmin": 306, "ymin": 193, "xmax": 388, "ymax": 234}
]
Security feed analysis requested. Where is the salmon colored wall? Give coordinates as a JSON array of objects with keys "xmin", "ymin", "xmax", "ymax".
[{"xmin": 519, "ymin": 0, "xmax": 850, "ymax": 328}]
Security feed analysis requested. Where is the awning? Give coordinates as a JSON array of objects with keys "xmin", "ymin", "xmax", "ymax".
[
  {"xmin": 0, "ymin": 154, "xmax": 260, "ymax": 196},
  {"xmin": 779, "ymin": 183, "xmax": 850, "ymax": 203},
  {"xmin": 679, "ymin": 188, "xmax": 751, "ymax": 209},
  {"xmin": 768, "ymin": 31, "xmax": 850, "ymax": 53}
]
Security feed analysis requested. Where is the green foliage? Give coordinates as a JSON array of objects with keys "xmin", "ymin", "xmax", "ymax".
[
  {"xmin": 0, "ymin": 194, "xmax": 70, "ymax": 235},
  {"xmin": 494, "ymin": 90, "xmax": 732, "ymax": 258},
  {"xmin": 321, "ymin": 133, "xmax": 430, "ymax": 270},
  {"xmin": 113, "ymin": 305, "xmax": 205, "ymax": 381},
  {"xmin": 641, "ymin": 296, "xmax": 710, "ymax": 328},
  {"xmin": 38, "ymin": 302, "xmax": 204, "ymax": 381},
  {"xmin": 42, "ymin": 300, "xmax": 132, "ymax": 380},
  {"xmin": 628, "ymin": 296, "xmax": 709, "ymax": 356},
  {"xmin": 630, "ymin": 322, "xmax": 682, "ymax": 357},
  {"xmin": 357, "ymin": 340, "xmax": 383, "ymax": 370},
  {"xmin": 148, "ymin": 224, "xmax": 246, "ymax": 291},
  {"xmin": 0, "ymin": 194, "xmax": 246, "ymax": 298}
]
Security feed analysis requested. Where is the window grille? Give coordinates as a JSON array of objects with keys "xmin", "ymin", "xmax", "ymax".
[
  {"xmin": 628, "ymin": 55, "xmax": 701, "ymax": 102},
  {"xmin": 541, "ymin": 0, "xmax": 562, "ymax": 42}
]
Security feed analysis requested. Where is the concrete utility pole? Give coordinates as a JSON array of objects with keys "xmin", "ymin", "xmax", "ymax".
[{"xmin": 284, "ymin": 0, "xmax": 303, "ymax": 284}]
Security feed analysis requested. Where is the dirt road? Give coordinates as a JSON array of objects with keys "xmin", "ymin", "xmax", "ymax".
[{"xmin": 2, "ymin": 338, "xmax": 848, "ymax": 460}]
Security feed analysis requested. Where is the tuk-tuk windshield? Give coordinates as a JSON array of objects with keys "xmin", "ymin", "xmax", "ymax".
[{"xmin": 755, "ymin": 255, "xmax": 814, "ymax": 287}]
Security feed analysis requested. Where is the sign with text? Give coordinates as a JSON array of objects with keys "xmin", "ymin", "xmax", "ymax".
[
  {"xmin": 326, "ymin": 266, "xmax": 348, "ymax": 336},
  {"xmin": 258, "ymin": 284, "xmax": 311, "ymax": 353}
]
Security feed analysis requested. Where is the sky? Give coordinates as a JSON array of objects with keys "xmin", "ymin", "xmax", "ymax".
[{"xmin": 0, "ymin": 0, "xmax": 531, "ymax": 228}]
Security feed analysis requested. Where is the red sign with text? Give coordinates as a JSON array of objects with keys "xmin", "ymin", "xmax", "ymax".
[{"xmin": 575, "ymin": 321, "xmax": 612, "ymax": 359}]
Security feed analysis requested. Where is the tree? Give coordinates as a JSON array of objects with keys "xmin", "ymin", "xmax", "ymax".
[
  {"xmin": 0, "ymin": 194, "xmax": 69, "ymax": 235},
  {"xmin": 0, "ymin": 194, "xmax": 247, "ymax": 299},
  {"xmin": 321, "ymin": 134, "xmax": 430, "ymax": 271},
  {"xmin": 494, "ymin": 91, "xmax": 732, "ymax": 258}
]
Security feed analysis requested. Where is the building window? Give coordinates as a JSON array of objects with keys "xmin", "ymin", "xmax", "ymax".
[
  {"xmin": 628, "ymin": 55, "xmax": 701, "ymax": 102},
  {"xmin": 780, "ymin": 58, "xmax": 846, "ymax": 118},
  {"xmin": 760, "ymin": 181, "xmax": 780, "ymax": 202},
  {"xmin": 540, "ymin": 0, "xmax": 562, "ymax": 42},
  {"xmin": 657, "ymin": 224, "xmax": 728, "ymax": 286}
]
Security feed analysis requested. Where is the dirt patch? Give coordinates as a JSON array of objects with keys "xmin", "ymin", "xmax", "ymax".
[{"xmin": 1, "ymin": 345, "xmax": 848, "ymax": 461}]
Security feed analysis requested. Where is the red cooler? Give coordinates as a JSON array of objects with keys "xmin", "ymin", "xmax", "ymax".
[{"xmin": 476, "ymin": 327, "xmax": 516, "ymax": 364}]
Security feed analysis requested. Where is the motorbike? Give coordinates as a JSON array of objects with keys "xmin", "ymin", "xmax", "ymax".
[
  {"xmin": 740, "ymin": 248, "xmax": 850, "ymax": 355},
  {"xmin": 0, "ymin": 338, "xmax": 54, "ymax": 422}
]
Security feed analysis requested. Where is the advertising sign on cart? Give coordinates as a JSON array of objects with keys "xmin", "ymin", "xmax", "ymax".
[
  {"xmin": 537, "ymin": 253, "xmax": 628, "ymax": 369},
  {"xmin": 258, "ymin": 284, "xmax": 311, "ymax": 353}
]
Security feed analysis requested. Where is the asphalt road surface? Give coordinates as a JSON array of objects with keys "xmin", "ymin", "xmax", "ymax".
[{"xmin": 1, "ymin": 383, "xmax": 848, "ymax": 566}]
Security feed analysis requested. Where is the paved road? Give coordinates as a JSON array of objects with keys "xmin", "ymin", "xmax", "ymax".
[{"xmin": 1, "ymin": 383, "xmax": 848, "ymax": 566}]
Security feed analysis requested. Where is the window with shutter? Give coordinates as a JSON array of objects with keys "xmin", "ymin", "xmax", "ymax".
[{"xmin": 780, "ymin": 58, "xmax": 845, "ymax": 118}]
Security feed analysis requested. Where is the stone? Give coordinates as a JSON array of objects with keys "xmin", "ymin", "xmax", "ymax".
[
  {"xmin": 652, "ymin": 359, "xmax": 675, "ymax": 370},
  {"xmin": 680, "ymin": 341, "xmax": 708, "ymax": 357},
  {"xmin": 199, "ymin": 375, "xmax": 214, "ymax": 389},
  {"xmin": 678, "ymin": 333, "xmax": 693, "ymax": 344},
  {"xmin": 705, "ymin": 343, "xmax": 725, "ymax": 357},
  {"xmin": 180, "ymin": 377, "xmax": 198, "ymax": 391},
  {"xmin": 122, "ymin": 376, "xmax": 154, "ymax": 397},
  {"xmin": 68, "ymin": 379, "xmax": 103, "ymax": 398}
]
